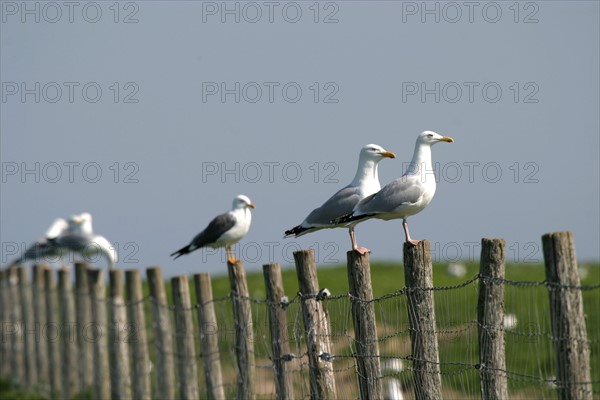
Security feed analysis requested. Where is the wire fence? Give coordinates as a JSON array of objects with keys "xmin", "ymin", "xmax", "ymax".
[{"xmin": 0, "ymin": 233, "xmax": 598, "ymax": 399}]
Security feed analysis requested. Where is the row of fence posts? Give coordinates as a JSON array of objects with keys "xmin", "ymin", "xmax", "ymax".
[{"xmin": 0, "ymin": 231, "xmax": 593, "ymax": 399}]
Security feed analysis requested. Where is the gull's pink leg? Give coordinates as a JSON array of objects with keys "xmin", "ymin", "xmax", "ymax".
[
  {"xmin": 349, "ymin": 226, "xmax": 370, "ymax": 254},
  {"xmin": 403, "ymin": 218, "xmax": 420, "ymax": 246}
]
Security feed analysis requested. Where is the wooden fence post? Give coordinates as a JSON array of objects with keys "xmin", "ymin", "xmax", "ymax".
[
  {"xmin": 125, "ymin": 269, "xmax": 152, "ymax": 400},
  {"xmin": 58, "ymin": 268, "xmax": 78, "ymax": 399},
  {"xmin": 172, "ymin": 275, "xmax": 199, "ymax": 399},
  {"xmin": 194, "ymin": 273, "xmax": 226, "ymax": 400},
  {"xmin": 542, "ymin": 231, "xmax": 592, "ymax": 400},
  {"xmin": 293, "ymin": 249, "xmax": 337, "ymax": 400},
  {"xmin": 88, "ymin": 268, "xmax": 111, "ymax": 400},
  {"xmin": 347, "ymin": 250, "xmax": 383, "ymax": 399},
  {"xmin": 0, "ymin": 270, "xmax": 11, "ymax": 379},
  {"xmin": 263, "ymin": 263, "xmax": 295, "ymax": 400},
  {"xmin": 403, "ymin": 241, "xmax": 442, "ymax": 400},
  {"xmin": 8, "ymin": 267, "xmax": 24, "ymax": 386},
  {"xmin": 18, "ymin": 266, "xmax": 38, "ymax": 387},
  {"xmin": 75, "ymin": 262, "xmax": 93, "ymax": 392},
  {"xmin": 109, "ymin": 269, "xmax": 132, "ymax": 400},
  {"xmin": 32, "ymin": 265, "xmax": 49, "ymax": 393},
  {"xmin": 227, "ymin": 260, "xmax": 256, "ymax": 400},
  {"xmin": 147, "ymin": 267, "xmax": 176, "ymax": 400},
  {"xmin": 43, "ymin": 267, "xmax": 62, "ymax": 398},
  {"xmin": 478, "ymin": 238, "xmax": 508, "ymax": 400}
]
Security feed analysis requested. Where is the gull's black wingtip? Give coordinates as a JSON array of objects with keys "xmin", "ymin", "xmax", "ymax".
[
  {"xmin": 284, "ymin": 225, "xmax": 307, "ymax": 238},
  {"xmin": 170, "ymin": 245, "xmax": 190, "ymax": 260},
  {"xmin": 332, "ymin": 213, "xmax": 353, "ymax": 225}
]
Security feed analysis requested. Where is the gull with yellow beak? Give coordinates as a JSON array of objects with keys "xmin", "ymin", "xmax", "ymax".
[
  {"xmin": 335, "ymin": 131, "xmax": 454, "ymax": 245},
  {"xmin": 285, "ymin": 144, "xmax": 396, "ymax": 254},
  {"xmin": 171, "ymin": 194, "xmax": 255, "ymax": 264}
]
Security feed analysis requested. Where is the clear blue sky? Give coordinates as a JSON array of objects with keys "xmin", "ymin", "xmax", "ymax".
[{"xmin": 2, "ymin": 1, "xmax": 599, "ymax": 276}]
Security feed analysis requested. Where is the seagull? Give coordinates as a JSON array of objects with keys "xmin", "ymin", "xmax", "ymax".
[
  {"xmin": 170, "ymin": 194, "xmax": 255, "ymax": 264},
  {"xmin": 51, "ymin": 212, "xmax": 116, "ymax": 269},
  {"xmin": 13, "ymin": 212, "xmax": 115, "ymax": 269},
  {"xmin": 334, "ymin": 131, "xmax": 453, "ymax": 246},
  {"xmin": 284, "ymin": 144, "xmax": 396, "ymax": 254}
]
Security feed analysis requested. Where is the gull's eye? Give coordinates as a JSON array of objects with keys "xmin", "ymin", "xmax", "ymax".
[{"xmin": 427, "ymin": 133, "xmax": 433, "ymax": 137}]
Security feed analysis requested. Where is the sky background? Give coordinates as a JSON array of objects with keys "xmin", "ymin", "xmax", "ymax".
[{"xmin": 1, "ymin": 1, "xmax": 599, "ymax": 277}]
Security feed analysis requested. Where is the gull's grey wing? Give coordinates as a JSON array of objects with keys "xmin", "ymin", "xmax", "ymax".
[
  {"xmin": 19, "ymin": 240, "xmax": 58, "ymax": 262},
  {"xmin": 55, "ymin": 233, "xmax": 92, "ymax": 252},
  {"xmin": 191, "ymin": 211, "xmax": 237, "ymax": 248},
  {"xmin": 304, "ymin": 185, "xmax": 362, "ymax": 226},
  {"xmin": 355, "ymin": 178, "xmax": 425, "ymax": 214}
]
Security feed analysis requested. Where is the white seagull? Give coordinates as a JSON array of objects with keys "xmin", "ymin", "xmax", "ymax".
[
  {"xmin": 53, "ymin": 212, "xmax": 116, "ymax": 269},
  {"xmin": 170, "ymin": 194, "xmax": 256, "ymax": 264},
  {"xmin": 14, "ymin": 212, "xmax": 115, "ymax": 269},
  {"xmin": 284, "ymin": 144, "xmax": 396, "ymax": 254},
  {"xmin": 334, "ymin": 131, "xmax": 453, "ymax": 245}
]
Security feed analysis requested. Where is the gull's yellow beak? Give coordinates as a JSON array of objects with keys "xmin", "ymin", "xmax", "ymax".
[
  {"xmin": 381, "ymin": 151, "xmax": 396, "ymax": 159},
  {"xmin": 440, "ymin": 136, "xmax": 454, "ymax": 143},
  {"xmin": 248, "ymin": 203, "xmax": 256, "ymax": 209}
]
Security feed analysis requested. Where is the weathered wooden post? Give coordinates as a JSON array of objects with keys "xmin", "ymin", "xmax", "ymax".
[
  {"xmin": 58, "ymin": 268, "xmax": 78, "ymax": 398},
  {"xmin": 147, "ymin": 267, "xmax": 176, "ymax": 400},
  {"xmin": 542, "ymin": 231, "xmax": 592, "ymax": 400},
  {"xmin": 228, "ymin": 260, "xmax": 256, "ymax": 400},
  {"xmin": 403, "ymin": 240, "xmax": 442, "ymax": 400},
  {"xmin": 347, "ymin": 250, "xmax": 383, "ymax": 399},
  {"xmin": 75, "ymin": 262, "xmax": 93, "ymax": 392},
  {"xmin": 172, "ymin": 275, "xmax": 199, "ymax": 399},
  {"xmin": 43, "ymin": 267, "xmax": 62, "ymax": 398},
  {"xmin": 8, "ymin": 266, "xmax": 24, "ymax": 386},
  {"xmin": 194, "ymin": 272, "xmax": 226, "ymax": 400},
  {"xmin": 0, "ymin": 270, "xmax": 11, "ymax": 379},
  {"xmin": 109, "ymin": 269, "xmax": 132, "ymax": 400},
  {"xmin": 88, "ymin": 268, "xmax": 111, "ymax": 400},
  {"xmin": 125, "ymin": 269, "xmax": 152, "ymax": 400},
  {"xmin": 293, "ymin": 249, "xmax": 337, "ymax": 400},
  {"xmin": 263, "ymin": 263, "xmax": 295, "ymax": 400},
  {"xmin": 18, "ymin": 266, "xmax": 38, "ymax": 387},
  {"xmin": 477, "ymin": 238, "xmax": 508, "ymax": 400},
  {"xmin": 31, "ymin": 265, "xmax": 49, "ymax": 391}
]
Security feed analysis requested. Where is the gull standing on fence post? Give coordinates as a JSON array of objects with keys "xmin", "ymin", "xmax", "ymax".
[
  {"xmin": 284, "ymin": 144, "xmax": 396, "ymax": 254},
  {"xmin": 170, "ymin": 194, "xmax": 255, "ymax": 264},
  {"xmin": 334, "ymin": 131, "xmax": 453, "ymax": 245}
]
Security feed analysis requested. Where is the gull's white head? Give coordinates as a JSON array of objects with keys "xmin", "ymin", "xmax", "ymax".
[
  {"xmin": 78, "ymin": 212, "xmax": 92, "ymax": 224},
  {"xmin": 359, "ymin": 144, "xmax": 396, "ymax": 161},
  {"xmin": 232, "ymin": 195, "xmax": 256, "ymax": 210},
  {"xmin": 68, "ymin": 212, "xmax": 93, "ymax": 235},
  {"xmin": 417, "ymin": 131, "xmax": 454, "ymax": 146}
]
